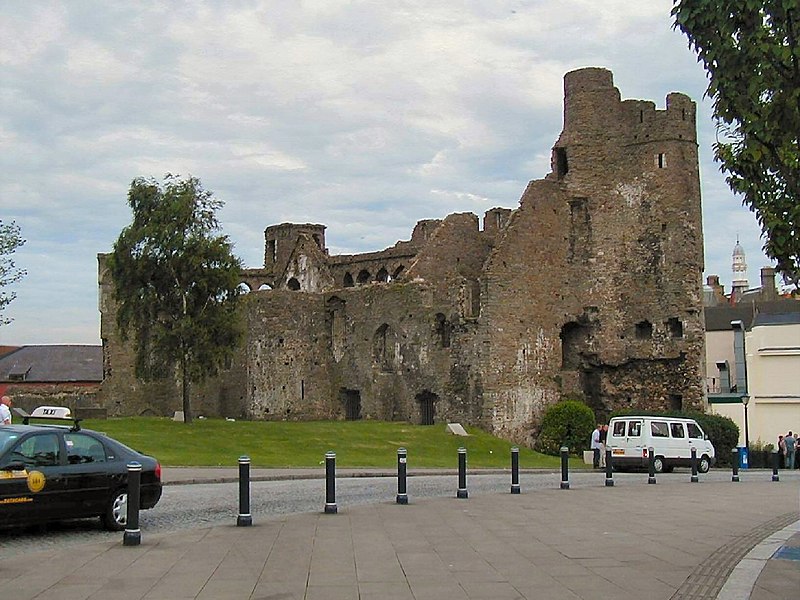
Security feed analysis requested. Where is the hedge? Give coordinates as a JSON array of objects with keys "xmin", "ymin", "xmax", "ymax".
[{"xmin": 535, "ymin": 399, "xmax": 596, "ymax": 456}]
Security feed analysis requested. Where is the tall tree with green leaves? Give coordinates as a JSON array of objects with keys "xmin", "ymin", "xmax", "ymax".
[
  {"xmin": 673, "ymin": 1, "xmax": 800, "ymax": 288},
  {"xmin": 109, "ymin": 175, "xmax": 243, "ymax": 423},
  {"xmin": 0, "ymin": 220, "xmax": 26, "ymax": 326}
]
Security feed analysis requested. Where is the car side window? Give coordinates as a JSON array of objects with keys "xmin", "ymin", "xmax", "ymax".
[
  {"xmin": 11, "ymin": 434, "xmax": 61, "ymax": 467},
  {"xmin": 670, "ymin": 423, "xmax": 686, "ymax": 438},
  {"xmin": 612, "ymin": 421, "xmax": 626, "ymax": 437},
  {"xmin": 628, "ymin": 421, "xmax": 641, "ymax": 437},
  {"xmin": 687, "ymin": 423, "xmax": 703, "ymax": 439},
  {"xmin": 651, "ymin": 421, "xmax": 669, "ymax": 438},
  {"xmin": 64, "ymin": 433, "xmax": 107, "ymax": 464}
]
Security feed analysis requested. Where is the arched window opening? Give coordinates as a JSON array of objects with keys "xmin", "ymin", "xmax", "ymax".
[
  {"xmin": 357, "ymin": 269, "xmax": 371, "ymax": 285},
  {"xmin": 237, "ymin": 282, "xmax": 252, "ymax": 294},
  {"xmin": 257, "ymin": 283, "xmax": 273, "ymax": 291},
  {"xmin": 434, "ymin": 313, "xmax": 451, "ymax": 348},
  {"xmin": 560, "ymin": 321, "xmax": 587, "ymax": 370},
  {"xmin": 417, "ymin": 390, "xmax": 438, "ymax": 425},
  {"xmin": 373, "ymin": 323, "xmax": 396, "ymax": 371},
  {"xmin": 287, "ymin": 278, "xmax": 301, "ymax": 291},
  {"xmin": 375, "ymin": 267, "xmax": 389, "ymax": 283},
  {"xmin": 343, "ymin": 272, "xmax": 354, "ymax": 288}
]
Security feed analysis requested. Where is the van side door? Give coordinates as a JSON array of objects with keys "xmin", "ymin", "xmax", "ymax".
[{"xmin": 670, "ymin": 422, "xmax": 688, "ymax": 460}]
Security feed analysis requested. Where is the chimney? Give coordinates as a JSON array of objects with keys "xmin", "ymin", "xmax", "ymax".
[{"xmin": 760, "ymin": 267, "xmax": 777, "ymax": 300}]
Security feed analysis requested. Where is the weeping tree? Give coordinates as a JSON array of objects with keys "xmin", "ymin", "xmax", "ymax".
[
  {"xmin": 673, "ymin": 1, "xmax": 800, "ymax": 289},
  {"xmin": 109, "ymin": 175, "xmax": 243, "ymax": 423},
  {"xmin": 0, "ymin": 220, "xmax": 26, "ymax": 326}
]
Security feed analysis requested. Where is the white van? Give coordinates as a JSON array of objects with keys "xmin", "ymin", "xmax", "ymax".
[{"xmin": 606, "ymin": 416, "xmax": 716, "ymax": 473}]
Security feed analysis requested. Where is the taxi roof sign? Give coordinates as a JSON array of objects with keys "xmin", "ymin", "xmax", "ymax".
[
  {"xmin": 19, "ymin": 406, "xmax": 82, "ymax": 431},
  {"xmin": 30, "ymin": 406, "xmax": 72, "ymax": 419}
]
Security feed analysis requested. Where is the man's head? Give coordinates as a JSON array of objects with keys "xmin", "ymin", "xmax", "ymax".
[{"xmin": 0, "ymin": 396, "xmax": 10, "ymax": 408}]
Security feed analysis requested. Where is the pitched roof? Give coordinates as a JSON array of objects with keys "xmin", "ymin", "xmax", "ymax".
[
  {"xmin": 0, "ymin": 345, "xmax": 103, "ymax": 383},
  {"xmin": 704, "ymin": 300, "xmax": 800, "ymax": 331}
]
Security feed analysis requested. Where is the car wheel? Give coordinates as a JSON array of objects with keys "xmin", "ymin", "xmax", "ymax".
[
  {"xmin": 653, "ymin": 457, "xmax": 665, "ymax": 473},
  {"xmin": 698, "ymin": 456, "xmax": 711, "ymax": 473},
  {"xmin": 102, "ymin": 488, "xmax": 127, "ymax": 531}
]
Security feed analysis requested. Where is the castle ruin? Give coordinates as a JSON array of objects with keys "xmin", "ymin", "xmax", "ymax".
[{"xmin": 98, "ymin": 68, "xmax": 706, "ymax": 445}]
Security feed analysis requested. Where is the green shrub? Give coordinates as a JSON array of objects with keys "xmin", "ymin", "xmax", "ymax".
[
  {"xmin": 535, "ymin": 399, "xmax": 595, "ymax": 456},
  {"xmin": 690, "ymin": 412, "xmax": 739, "ymax": 466},
  {"xmin": 609, "ymin": 408, "xmax": 740, "ymax": 467}
]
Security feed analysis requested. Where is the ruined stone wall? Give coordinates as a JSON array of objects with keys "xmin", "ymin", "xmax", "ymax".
[
  {"xmin": 5, "ymin": 383, "xmax": 102, "ymax": 418},
  {"xmin": 244, "ymin": 281, "xmax": 485, "ymax": 427}
]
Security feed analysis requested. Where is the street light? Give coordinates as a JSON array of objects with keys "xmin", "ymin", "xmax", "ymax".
[{"xmin": 741, "ymin": 395, "xmax": 750, "ymax": 453}]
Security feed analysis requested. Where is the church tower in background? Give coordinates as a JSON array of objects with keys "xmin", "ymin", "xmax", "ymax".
[{"xmin": 731, "ymin": 238, "xmax": 749, "ymax": 302}]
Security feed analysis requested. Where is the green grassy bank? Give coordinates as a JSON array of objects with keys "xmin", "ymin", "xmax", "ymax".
[{"xmin": 81, "ymin": 418, "xmax": 569, "ymax": 469}]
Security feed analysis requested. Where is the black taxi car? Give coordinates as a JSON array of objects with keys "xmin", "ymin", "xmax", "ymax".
[{"xmin": 0, "ymin": 407, "xmax": 162, "ymax": 531}]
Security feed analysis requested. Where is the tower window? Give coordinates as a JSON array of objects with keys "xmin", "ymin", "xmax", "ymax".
[
  {"xmin": 635, "ymin": 320, "xmax": 653, "ymax": 340},
  {"xmin": 656, "ymin": 153, "xmax": 667, "ymax": 169},
  {"xmin": 555, "ymin": 147, "xmax": 568, "ymax": 179}
]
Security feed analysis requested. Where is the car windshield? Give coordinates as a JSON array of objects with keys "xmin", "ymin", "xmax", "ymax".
[{"xmin": 0, "ymin": 430, "xmax": 22, "ymax": 456}]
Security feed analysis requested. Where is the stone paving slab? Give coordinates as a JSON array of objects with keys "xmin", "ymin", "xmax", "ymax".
[{"xmin": 1, "ymin": 478, "xmax": 798, "ymax": 599}]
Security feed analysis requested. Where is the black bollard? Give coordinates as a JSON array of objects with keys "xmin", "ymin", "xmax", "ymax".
[
  {"xmin": 510, "ymin": 447, "xmax": 520, "ymax": 494},
  {"xmin": 772, "ymin": 450, "xmax": 780, "ymax": 482},
  {"xmin": 690, "ymin": 447, "xmax": 699, "ymax": 483},
  {"xmin": 324, "ymin": 451, "xmax": 338, "ymax": 513},
  {"xmin": 604, "ymin": 449, "xmax": 614, "ymax": 487},
  {"xmin": 731, "ymin": 448, "xmax": 740, "ymax": 482},
  {"xmin": 647, "ymin": 447, "xmax": 656, "ymax": 484},
  {"xmin": 457, "ymin": 447, "xmax": 468, "ymax": 498},
  {"xmin": 123, "ymin": 461, "xmax": 141, "ymax": 546},
  {"xmin": 560, "ymin": 446, "xmax": 569, "ymax": 490},
  {"xmin": 396, "ymin": 447, "xmax": 408, "ymax": 505},
  {"xmin": 237, "ymin": 455, "xmax": 252, "ymax": 526}
]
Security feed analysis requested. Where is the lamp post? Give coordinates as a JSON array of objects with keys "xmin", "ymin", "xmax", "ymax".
[{"xmin": 742, "ymin": 394, "xmax": 750, "ymax": 454}]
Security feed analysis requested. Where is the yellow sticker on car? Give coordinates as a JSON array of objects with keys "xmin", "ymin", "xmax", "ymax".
[
  {"xmin": 27, "ymin": 471, "xmax": 46, "ymax": 493},
  {"xmin": 0, "ymin": 496, "xmax": 33, "ymax": 504},
  {"xmin": 0, "ymin": 468, "xmax": 28, "ymax": 479},
  {"xmin": 612, "ymin": 449, "xmax": 625, "ymax": 455}
]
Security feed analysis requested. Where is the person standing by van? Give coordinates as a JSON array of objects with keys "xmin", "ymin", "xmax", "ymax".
[
  {"xmin": 591, "ymin": 424, "xmax": 602, "ymax": 468},
  {"xmin": 599, "ymin": 424, "xmax": 608, "ymax": 468},
  {"xmin": 784, "ymin": 431, "xmax": 796, "ymax": 470}
]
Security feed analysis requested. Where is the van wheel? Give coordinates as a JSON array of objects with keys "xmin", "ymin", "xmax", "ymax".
[
  {"xmin": 653, "ymin": 457, "xmax": 665, "ymax": 473},
  {"xmin": 698, "ymin": 456, "xmax": 711, "ymax": 473}
]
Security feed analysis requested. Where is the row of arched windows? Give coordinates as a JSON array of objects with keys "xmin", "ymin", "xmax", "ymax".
[{"xmin": 343, "ymin": 265, "xmax": 405, "ymax": 288}]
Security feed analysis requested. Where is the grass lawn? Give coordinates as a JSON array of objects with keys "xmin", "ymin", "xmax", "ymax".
[{"xmin": 81, "ymin": 418, "xmax": 573, "ymax": 469}]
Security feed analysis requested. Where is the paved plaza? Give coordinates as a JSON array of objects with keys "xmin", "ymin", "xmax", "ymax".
[{"xmin": 1, "ymin": 469, "xmax": 798, "ymax": 599}]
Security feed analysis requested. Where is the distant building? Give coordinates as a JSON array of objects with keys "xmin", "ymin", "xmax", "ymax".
[{"xmin": 0, "ymin": 345, "xmax": 104, "ymax": 417}]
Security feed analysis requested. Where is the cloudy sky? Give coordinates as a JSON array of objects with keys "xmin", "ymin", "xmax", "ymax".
[{"xmin": 0, "ymin": 1, "xmax": 773, "ymax": 346}]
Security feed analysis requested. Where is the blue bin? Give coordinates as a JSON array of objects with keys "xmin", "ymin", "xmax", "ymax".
[{"xmin": 738, "ymin": 447, "xmax": 749, "ymax": 469}]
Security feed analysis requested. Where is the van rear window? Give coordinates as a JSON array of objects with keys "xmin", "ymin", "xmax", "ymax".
[
  {"xmin": 612, "ymin": 421, "xmax": 626, "ymax": 436},
  {"xmin": 651, "ymin": 421, "xmax": 669, "ymax": 437},
  {"xmin": 628, "ymin": 421, "xmax": 641, "ymax": 437}
]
